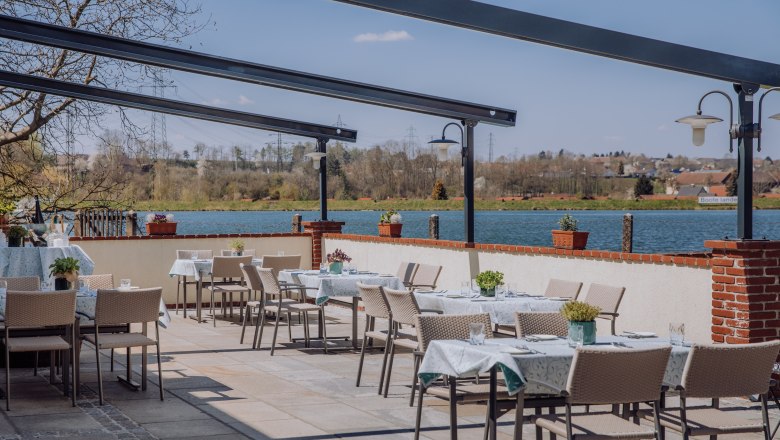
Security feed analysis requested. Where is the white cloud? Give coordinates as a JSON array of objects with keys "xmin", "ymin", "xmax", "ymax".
[
  {"xmin": 353, "ymin": 30, "xmax": 413, "ymax": 43},
  {"xmin": 238, "ymin": 95, "xmax": 254, "ymax": 105}
]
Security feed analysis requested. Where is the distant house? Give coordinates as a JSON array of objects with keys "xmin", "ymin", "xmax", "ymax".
[
  {"xmin": 670, "ymin": 170, "xmax": 732, "ymax": 195},
  {"xmin": 677, "ymin": 185, "xmax": 708, "ymax": 197}
]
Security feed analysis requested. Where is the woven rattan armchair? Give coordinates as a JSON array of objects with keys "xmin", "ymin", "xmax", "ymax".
[
  {"xmin": 382, "ymin": 287, "xmax": 424, "ymax": 402},
  {"xmin": 395, "ymin": 262, "xmax": 419, "ymax": 288},
  {"xmin": 535, "ymin": 346, "xmax": 671, "ymax": 439},
  {"xmin": 255, "ymin": 268, "xmax": 327, "ymax": 355},
  {"xmin": 582, "ymin": 283, "xmax": 626, "ymax": 335},
  {"xmin": 641, "ymin": 341, "xmax": 780, "ymax": 439},
  {"xmin": 239, "ymin": 263, "xmax": 298, "ymax": 345},
  {"xmin": 79, "ymin": 274, "xmax": 114, "ymax": 290},
  {"xmin": 0, "ymin": 276, "xmax": 40, "ymax": 291},
  {"xmin": 207, "ymin": 256, "xmax": 253, "ymax": 326},
  {"xmin": 261, "ymin": 255, "xmax": 302, "ymax": 277},
  {"xmin": 221, "ymin": 249, "xmax": 256, "ymax": 257},
  {"xmin": 355, "ymin": 282, "xmax": 392, "ymax": 394},
  {"xmin": 174, "ymin": 249, "xmax": 213, "ymax": 316},
  {"xmin": 83, "ymin": 287, "xmax": 164, "ymax": 405},
  {"xmin": 515, "ymin": 311, "xmax": 569, "ymax": 338},
  {"xmin": 3, "ymin": 290, "xmax": 77, "ymax": 410},
  {"xmin": 408, "ymin": 264, "xmax": 442, "ymax": 290},
  {"xmin": 544, "ymin": 278, "xmax": 583, "ymax": 299}
]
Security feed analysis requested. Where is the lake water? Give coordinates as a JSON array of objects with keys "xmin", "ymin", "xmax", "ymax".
[{"xmin": 139, "ymin": 210, "xmax": 780, "ymax": 254}]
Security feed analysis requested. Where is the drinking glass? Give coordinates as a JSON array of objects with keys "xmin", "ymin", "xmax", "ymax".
[
  {"xmin": 471, "ymin": 279, "xmax": 480, "ymax": 294},
  {"xmin": 120, "ymin": 279, "xmax": 131, "ymax": 288},
  {"xmin": 506, "ymin": 282, "xmax": 518, "ymax": 297},
  {"xmin": 495, "ymin": 284, "xmax": 506, "ymax": 301},
  {"xmin": 669, "ymin": 322, "xmax": 685, "ymax": 346},
  {"xmin": 41, "ymin": 280, "xmax": 51, "ymax": 291},
  {"xmin": 349, "ymin": 265, "xmax": 358, "ymax": 275},
  {"xmin": 78, "ymin": 279, "xmax": 87, "ymax": 294},
  {"xmin": 0, "ymin": 280, "xmax": 6, "ymax": 296},
  {"xmin": 277, "ymin": 250, "xmax": 285, "ymax": 256},
  {"xmin": 469, "ymin": 323, "xmax": 486, "ymax": 345},
  {"xmin": 461, "ymin": 281, "xmax": 471, "ymax": 295},
  {"xmin": 568, "ymin": 325, "xmax": 583, "ymax": 348},
  {"xmin": 319, "ymin": 263, "xmax": 328, "ymax": 274},
  {"xmin": 190, "ymin": 252, "xmax": 198, "ymax": 260}
]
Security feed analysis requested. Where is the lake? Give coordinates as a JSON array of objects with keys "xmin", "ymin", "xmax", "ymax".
[{"xmin": 139, "ymin": 210, "xmax": 780, "ymax": 254}]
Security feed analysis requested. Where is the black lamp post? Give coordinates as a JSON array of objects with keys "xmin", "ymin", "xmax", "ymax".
[
  {"xmin": 676, "ymin": 83, "xmax": 780, "ymax": 240},
  {"xmin": 429, "ymin": 120, "xmax": 478, "ymax": 244},
  {"xmin": 305, "ymin": 138, "xmax": 328, "ymax": 221}
]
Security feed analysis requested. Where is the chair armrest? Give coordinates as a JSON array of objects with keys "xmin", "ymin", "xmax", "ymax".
[
  {"xmin": 419, "ymin": 308, "xmax": 443, "ymax": 315},
  {"xmin": 410, "ymin": 284, "xmax": 436, "ymax": 290},
  {"xmin": 598, "ymin": 312, "xmax": 619, "ymax": 317}
]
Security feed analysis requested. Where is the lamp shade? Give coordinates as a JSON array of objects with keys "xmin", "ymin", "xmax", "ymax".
[
  {"xmin": 770, "ymin": 113, "xmax": 780, "ymax": 121},
  {"xmin": 676, "ymin": 114, "xmax": 723, "ymax": 146},
  {"xmin": 428, "ymin": 137, "xmax": 459, "ymax": 161},
  {"xmin": 304, "ymin": 152, "xmax": 327, "ymax": 170}
]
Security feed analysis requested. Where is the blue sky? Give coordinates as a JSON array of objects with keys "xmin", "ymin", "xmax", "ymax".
[{"xmin": 147, "ymin": 0, "xmax": 780, "ymax": 160}]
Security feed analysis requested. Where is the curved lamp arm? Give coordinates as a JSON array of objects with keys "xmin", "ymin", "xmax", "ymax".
[
  {"xmin": 440, "ymin": 122, "xmax": 466, "ymax": 165},
  {"xmin": 758, "ymin": 87, "xmax": 780, "ymax": 152},
  {"xmin": 698, "ymin": 90, "xmax": 735, "ymax": 153}
]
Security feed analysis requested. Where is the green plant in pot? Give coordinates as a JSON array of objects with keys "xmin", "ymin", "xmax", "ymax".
[
  {"xmin": 7, "ymin": 225, "xmax": 27, "ymax": 248},
  {"xmin": 560, "ymin": 300, "xmax": 601, "ymax": 345},
  {"xmin": 49, "ymin": 257, "xmax": 80, "ymax": 291},
  {"xmin": 551, "ymin": 213, "xmax": 589, "ymax": 250},
  {"xmin": 229, "ymin": 239, "xmax": 245, "ymax": 256},
  {"xmin": 378, "ymin": 210, "xmax": 403, "ymax": 237},
  {"xmin": 475, "ymin": 270, "xmax": 504, "ymax": 297}
]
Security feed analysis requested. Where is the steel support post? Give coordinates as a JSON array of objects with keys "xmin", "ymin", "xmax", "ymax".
[
  {"xmin": 735, "ymin": 83, "xmax": 759, "ymax": 240},
  {"xmin": 464, "ymin": 121, "xmax": 477, "ymax": 244},
  {"xmin": 317, "ymin": 138, "xmax": 328, "ymax": 221}
]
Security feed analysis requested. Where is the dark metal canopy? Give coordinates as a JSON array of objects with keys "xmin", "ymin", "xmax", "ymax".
[
  {"xmin": 334, "ymin": 0, "xmax": 780, "ymax": 88},
  {"xmin": 0, "ymin": 69, "xmax": 357, "ymax": 142},
  {"xmin": 0, "ymin": 14, "xmax": 516, "ymax": 126}
]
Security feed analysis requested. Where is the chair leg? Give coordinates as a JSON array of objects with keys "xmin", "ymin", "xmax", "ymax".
[
  {"xmin": 414, "ymin": 383, "xmax": 425, "ymax": 440},
  {"xmin": 176, "ymin": 277, "xmax": 181, "ymax": 315},
  {"xmin": 356, "ymin": 318, "xmax": 370, "ymax": 387},
  {"xmin": 6, "ymin": 344, "xmax": 11, "ymax": 411},
  {"xmin": 270, "ymin": 308, "xmax": 282, "ymax": 356},
  {"xmin": 95, "ymin": 339, "xmax": 104, "ymax": 406},
  {"xmin": 70, "ymin": 327, "xmax": 76, "ymax": 407},
  {"xmin": 287, "ymin": 312, "xmax": 293, "ymax": 342},
  {"xmin": 378, "ymin": 335, "xmax": 391, "ymax": 396},
  {"xmin": 255, "ymin": 309, "xmax": 267, "ymax": 350},
  {"xmin": 320, "ymin": 308, "xmax": 328, "ymax": 354},
  {"xmin": 383, "ymin": 341, "xmax": 396, "ymax": 398},
  {"xmin": 302, "ymin": 312, "xmax": 310, "ymax": 348},
  {"xmin": 240, "ymin": 303, "xmax": 250, "ymax": 344},
  {"xmin": 211, "ymin": 290, "xmax": 216, "ymax": 327},
  {"xmin": 410, "ymin": 354, "xmax": 420, "ymax": 407},
  {"xmin": 156, "ymin": 341, "xmax": 164, "ymax": 401}
]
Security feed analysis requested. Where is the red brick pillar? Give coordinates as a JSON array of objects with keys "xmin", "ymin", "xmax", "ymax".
[
  {"xmin": 706, "ymin": 240, "xmax": 780, "ymax": 344},
  {"xmin": 302, "ymin": 221, "xmax": 344, "ymax": 269}
]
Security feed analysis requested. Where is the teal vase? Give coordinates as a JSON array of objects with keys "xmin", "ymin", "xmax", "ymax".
[
  {"xmin": 568, "ymin": 321, "xmax": 597, "ymax": 345},
  {"xmin": 480, "ymin": 287, "xmax": 496, "ymax": 297},
  {"xmin": 329, "ymin": 261, "xmax": 343, "ymax": 275}
]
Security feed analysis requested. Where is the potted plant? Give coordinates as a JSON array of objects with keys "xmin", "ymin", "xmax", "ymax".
[
  {"xmin": 560, "ymin": 301, "xmax": 601, "ymax": 345},
  {"xmin": 49, "ymin": 257, "xmax": 80, "ymax": 290},
  {"xmin": 229, "ymin": 239, "xmax": 245, "ymax": 256},
  {"xmin": 378, "ymin": 210, "xmax": 403, "ymax": 238},
  {"xmin": 326, "ymin": 248, "xmax": 352, "ymax": 275},
  {"xmin": 7, "ymin": 225, "xmax": 27, "ymax": 247},
  {"xmin": 551, "ymin": 213, "xmax": 589, "ymax": 250},
  {"xmin": 145, "ymin": 213, "xmax": 177, "ymax": 235},
  {"xmin": 475, "ymin": 270, "xmax": 504, "ymax": 297}
]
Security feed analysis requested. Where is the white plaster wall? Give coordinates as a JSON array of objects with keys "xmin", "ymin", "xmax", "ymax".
[
  {"xmin": 74, "ymin": 236, "xmax": 311, "ymax": 305},
  {"xmin": 324, "ymin": 238, "xmax": 712, "ymax": 343}
]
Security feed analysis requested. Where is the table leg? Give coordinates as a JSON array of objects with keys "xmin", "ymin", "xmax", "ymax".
[
  {"xmin": 190, "ymin": 272, "xmax": 206, "ymax": 323},
  {"xmin": 488, "ymin": 367, "xmax": 497, "ymax": 440},
  {"xmin": 117, "ymin": 346, "xmax": 141, "ymax": 390},
  {"xmin": 74, "ymin": 319, "xmax": 81, "ymax": 396},
  {"xmin": 352, "ymin": 297, "xmax": 359, "ymax": 350},
  {"xmin": 182, "ymin": 276, "xmax": 188, "ymax": 319},
  {"xmin": 62, "ymin": 325, "xmax": 71, "ymax": 397}
]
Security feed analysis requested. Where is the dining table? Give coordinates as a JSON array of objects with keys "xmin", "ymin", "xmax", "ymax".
[
  {"xmin": 277, "ymin": 269, "xmax": 404, "ymax": 349},
  {"xmin": 413, "ymin": 290, "xmax": 568, "ymax": 326},
  {"xmin": 418, "ymin": 334, "xmax": 690, "ymax": 440},
  {"xmin": 0, "ymin": 245, "xmax": 94, "ymax": 284}
]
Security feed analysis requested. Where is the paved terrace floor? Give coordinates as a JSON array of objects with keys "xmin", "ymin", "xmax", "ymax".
[{"xmin": 0, "ymin": 305, "xmax": 775, "ymax": 439}]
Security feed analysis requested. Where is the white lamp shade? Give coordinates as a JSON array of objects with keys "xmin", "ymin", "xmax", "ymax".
[
  {"xmin": 692, "ymin": 127, "xmax": 706, "ymax": 147},
  {"xmin": 428, "ymin": 138, "xmax": 458, "ymax": 161},
  {"xmin": 770, "ymin": 112, "xmax": 780, "ymax": 121},
  {"xmin": 304, "ymin": 152, "xmax": 326, "ymax": 170},
  {"xmin": 312, "ymin": 160, "xmax": 321, "ymax": 170},
  {"xmin": 676, "ymin": 114, "xmax": 722, "ymax": 146}
]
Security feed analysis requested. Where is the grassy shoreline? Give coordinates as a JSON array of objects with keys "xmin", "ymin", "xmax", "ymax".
[{"xmin": 132, "ymin": 198, "xmax": 780, "ymax": 212}]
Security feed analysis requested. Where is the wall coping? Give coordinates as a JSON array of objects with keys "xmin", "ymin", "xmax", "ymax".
[
  {"xmin": 71, "ymin": 232, "xmax": 311, "ymax": 241},
  {"xmin": 325, "ymin": 233, "xmax": 711, "ymax": 269},
  {"xmin": 705, "ymin": 239, "xmax": 780, "ymax": 251}
]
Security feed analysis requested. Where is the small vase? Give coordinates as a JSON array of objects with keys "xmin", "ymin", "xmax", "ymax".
[
  {"xmin": 329, "ymin": 261, "xmax": 343, "ymax": 275},
  {"xmin": 232, "ymin": 250, "xmax": 243, "ymax": 256},
  {"xmin": 568, "ymin": 321, "xmax": 597, "ymax": 345},
  {"xmin": 480, "ymin": 287, "xmax": 496, "ymax": 297},
  {"xmin": 54, "ymin": 277, "xmax": 71, "ymax": 291}
]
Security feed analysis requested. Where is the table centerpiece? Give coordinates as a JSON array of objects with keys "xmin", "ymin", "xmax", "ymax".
[
  {"xmin": 326, "ymin": 248, "xmax": 351, "ymax": 275},
  {"xmin": 560, "ymin": 300, "xmax": 601, "ymax": 345}
]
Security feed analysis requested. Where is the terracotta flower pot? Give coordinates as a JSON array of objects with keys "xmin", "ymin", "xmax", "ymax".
[
  {"xmin": 551, "ymin": 230, "xmax": 589, "ymax": 250},
  {"xmin": 146, "ymin": 222, "xmax": 177, "ymax": 235},
  {"xmin": 378, "ymin": 223, "xmax": 403, "ymax": 238}
]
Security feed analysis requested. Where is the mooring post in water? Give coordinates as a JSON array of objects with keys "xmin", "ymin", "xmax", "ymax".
[
  {"xmin": 622, "ymin": 213, "xmax": 633, "ymax": 253},
  {"xmin": 429, "ymin": 214, "xmax": 439, "ymax": 240},
  {"xmin": 292, "ymin": 214, "xmax": 302, "ymax": 233},
  {"xmin": 126, "ymin": 211, "xmax": 138, "ymax": 237}
]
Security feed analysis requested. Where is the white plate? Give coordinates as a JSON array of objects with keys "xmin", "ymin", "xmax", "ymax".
[
  {"xmin": 416, "ymin": 290, "xmax": 435, "ymax": 294},
  {"xmin": 445, "ymin": 294, "xmax": 465, "ymax": 299},
  {"xmin": 544, "ymin": 297, "xmax": 570, "ymax": 301},
  {"xmin": 625, "ymin": 331, "xmax": 657, "ymax": 338},
  {"xmin": 471, "ymin": 298, "xmax": 489, "ymax": 302},
  {"xmin": 379, "ymin": 274, "xmax": 395, "ymax": 277},
  {"xmin": 500, "ymin": 346, "xmax": 532, "ymax": 355},
  {"xmin": 527, "ymin": 334, "xmax": 558, "ymax": 341}
]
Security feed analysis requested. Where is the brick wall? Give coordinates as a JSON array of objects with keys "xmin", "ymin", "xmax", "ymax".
[
  {"xmin": 706, "ymin": 240, "xmax": 780, "ymax": 343},
  {"xmin": 303, "ymin": 221, "xmax": 344, "ymax": 269}
]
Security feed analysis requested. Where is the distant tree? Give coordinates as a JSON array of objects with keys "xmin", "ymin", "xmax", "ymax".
[
  {"xmin": 726, "ymin": 172, "xmax": 738, "ymax": 196},
  {"xmin": 617, "ymin": 161, "xmax": 625, "ymax": 176},
  {"xmin": 182, "ymin": 150, "xmax": 190, "ymax": 160},
  {"xmin": 538, "ymin": 151, "xmax": 546, "ymax": 159},
  {"xmin": 666, "ymin": 153, "xmax": 673, "ymax": 159},
  {"xmin": 431, "ymin": 179, "xmax": 448, "ymax": 200},
  {"xmin": 766, "ymin": 156, "xmax": 774, "ymax": 164},
  {"xmin": 194, "ymin": 143, "xmax": 206, "ymax": 160},
  {"xmin": 634, "ymin": 175, "xmax": 654, "ymax": 197},
  {"xmin": 558, "ymin": 149, "xmax": 564, "ymax": 157}
]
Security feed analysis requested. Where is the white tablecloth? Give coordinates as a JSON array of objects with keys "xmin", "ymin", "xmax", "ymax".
[
  {"xmin": 418, "ymin": 336, "xmax": 690, "ymax": 395},
  {"xmin": 278, "ymin": 270, "xmax": 403, "ymax": 305},
  {"xmin": 414, "ymin": 291, "xmax": 566, "ymax": 325},
  {"xmin": 0, "ymin": 246, "xmax": 94, "ymax": 284},
  {"xmin": 168, "ymin": 258, "xmax": 263, "ymax": 280}
]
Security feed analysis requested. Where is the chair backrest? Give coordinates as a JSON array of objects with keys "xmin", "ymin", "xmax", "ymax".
[
  {"xmin": 94, "ymin": 288, "xmax": 163, "ymax": 326},
  {"xmin": 0, "ymin": 276, "xmax": 40, "ymax": 291},
  {"xmin": 357, "ymin": 282, "xmax": 390, "ymax": 319},
  {"xmin": 583, "ymin": 283, "xmax": 625, "ymax": 315},
  {"xmin": 221, "ymin": 249, "xmax": 256, "ymax": 257},
  {"xmin": 240, "ymin": 263, "xmax": 263, "ymax": 292},
  {"xmin": 515, "ymin": 312, "xmax": 569, "ymax": 337},
  {"xmin": 411, "ymin": 264, "xmax": 442, "ymax": 288},
  {"xmin": 544, "ymin": 279, "xmax": 583, "ymax": 299},
  {"xmin": 396, "ymin": 262, "xmax": 419, "ymax": 287},
  {"xmin": 177, "ymin": 249, "xmax": 213, "ymax": 259},
  {"xmin": 256, "ymin": 267, "xmax": 282, "ymax": 297},
  {"xmin": 262, "ymin": 255, "xmax": 302, "ymax": 277},
  {"xmin": 415, "ymin": 313, "xmax": 494, "ymax": 352},
  {"xmin": 384, "ymin": 287, "xmax": 420, "ymax": 326},
  {"xmin": 5, "ymin": 290, "xmax": 77, "ymax": 328},
  {"xmin": 79, "ymin": 274, "xmax": 114, "ymax": 290},
  {"xmin": 211, "ymin": 256, "xmax": 253, "ymax": 278},
  {"xmin": 681, "ymin": 340, "xmax": 780, "ymax": 398},
  {"xmin": 566, "ymin": 346, "xmax": 671, "ymax": 405}
]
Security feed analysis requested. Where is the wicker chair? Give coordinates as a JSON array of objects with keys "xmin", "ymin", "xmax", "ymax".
[
  {"xmin": 355, "ymin": 283, "xmax": 392, "ymax": 394},
  {"xmin": 382, "ymin": 287, "xmax": 423, "ymax": 402},
  {"xmin": 0, "ymin": 276, "xmax": 40, "ymax": 291},
  {"xmin": 582, "ymin": 283, "xmax": 626, "ymax": 335},
  {"xmin": 83, "ymin": 288, "xmax": 164, "ymax": 405},
  {"xmin": 79, "ymin": 274, "xmax": 114, "ymax": 290},
  {"xmin": 239, "ymin": 263, "xmax": 298, "ymax": 345},
  {"xmin": 254, "ymin": 268, "xmax": 327, "ymax": 355},
  {"xmin": 220, "ymin": 249, "xmax": 256, "ymax": 257},
  {"xmin": 395, "ymin": 262, "xmax": 419, "ymax": 288},
  {"xmin": 409, "ymin": 264, "xmax": 442, "ymax": 290},
  {"xmin": 3, "ymin": 290, "xmax": 77, "ymax": 410},
  {"xmin": 535, "ymin": 346, "xmax": 672, "ymax": 439},
  {"xmin": 544, "ymin": 278, "xmax": 583, "ymax": 299},
  {"xmin": 261, "ymin": 255, "xmax": 302, "ymax": 277},
  {"xmin": 413, "ymin": 313, "xmax": 515, "ymax": 440},
  {"xmin": 207, "ymin": 256, "xmax": 253, "ymax": 326},
  {"xmin": 641, "ymin": 341, "xmax": 780, "ymax": 439},
  {"xmin": 174, "ymin": 249, "xmax": 213, "ymax": 316},
  {"xmin": 515, "ymin": 311, "xmax": 569, "ymax": 338}
]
